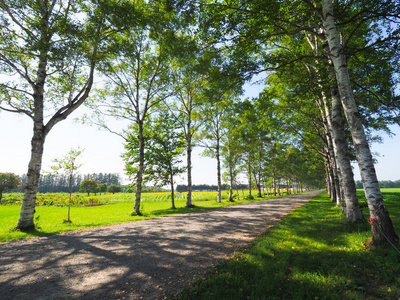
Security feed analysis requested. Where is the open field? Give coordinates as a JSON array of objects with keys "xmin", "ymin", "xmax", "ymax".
[
  {"xmin": 173, "ymin": 189, "xmax": 400, "ymax": 300},
  {"xmin": 0, "ymin": 190, "xmax": 292, "ymax": 243}
]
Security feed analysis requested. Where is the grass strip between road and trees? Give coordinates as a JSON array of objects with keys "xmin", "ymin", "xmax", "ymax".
[
  {"xmin": 1, "ymin": 190, "xmax": 295, "ymax": 243},
  {"xmin": 173, "ymin": 189, "xmax": 400, "ymax": 300}
]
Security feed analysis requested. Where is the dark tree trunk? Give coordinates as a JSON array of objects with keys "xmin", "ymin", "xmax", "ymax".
[{"xmin": 170, "ymin": 171, "xmax": 175, "ymax": 210}]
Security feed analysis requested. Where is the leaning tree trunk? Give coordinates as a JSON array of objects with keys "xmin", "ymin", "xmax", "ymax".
[
  {"xmin": 326, "ymin": 128, "xmax": 341, "ymax": 205},
  {"xmin": 324, "ymin": 153, "xmax": 336, "ymax": 202},
  {"xmin": 322, "ymin": 0, "xmax": 398, "ymax": 245},
  {"xmin": 329, "ymin": 78, "xmax": 364, "ymax": 222},
  {"xmin": 320, "ymin": 88, "xmax": 343, "ymax": 205},
  {"xmin": 318, "ymin": 34, "xmax": 363, "ymax": 222}
]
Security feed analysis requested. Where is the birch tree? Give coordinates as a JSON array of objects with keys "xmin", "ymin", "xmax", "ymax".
[
  {"xmin": 320, "ymin": 0, "xmax": 398, "ymax": 245},
  {"xmin": 0, "ymin": 0, "xmax": 111, "ymax": 230},
  {"xmin": 50, "ymin": 147, "xmax": 84, "ymax": 223},
  {"xmin": 92, "ymin": 27, "xmax": 173, "ymax": 216},
  {"xmin": 199, "ymin": 0, "xmax": 398, "ymax": 242},
  {"xmin": 169, "ymin": 56, "xmax": 206, "ymax": 208},
  {"xmin": 199, "ymin": 91, "xmax": 240, "ymax": 203}
]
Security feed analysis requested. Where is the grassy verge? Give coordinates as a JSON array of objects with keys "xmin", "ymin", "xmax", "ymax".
[
  {"xmin": 173, "ymin": 190, "xmax": 400, "ymax": 300},
  {"xmin": 0, "ymin": 191, "xmax": 294, "ymax": 243}
]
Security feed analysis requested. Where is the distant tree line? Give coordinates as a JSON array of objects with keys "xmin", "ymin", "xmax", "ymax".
[
  {"xmin": 14, "ymin": 173, "xmax": 121, "ymax": 193},
  {"xmin": 176, "ymin": 184, "xmax": 248, "ymax": 192},
  {"xmin": 355, "ymin": 180, "xmax": 400, "ymax": 189}
]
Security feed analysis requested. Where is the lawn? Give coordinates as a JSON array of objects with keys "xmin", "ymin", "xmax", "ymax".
[
  {"xmin": 0, "ymin": 190, "xmax": 292, "ymax": 243},
  {"xmin": 173, "ymin": 189, "xmax": 400, "ymax": 300}
]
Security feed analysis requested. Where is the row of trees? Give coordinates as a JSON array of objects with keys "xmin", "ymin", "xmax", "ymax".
[
  {"xmin": 356, "ymin": 181, "xmax": 400, "ymax": 190},
  {"xmin": 188, "ymin": 0, "xmax": 400, "ymax": 246},
  {"xmin": 1, "ymin": 172, "xmax": 122, "ymax": 196},
  {"xmin": 177, "ymin": 184, "xmax": 234, "ymax": 192},
  {"xmin": 17, "ymin": 173, "xmax": 122, "ymax": 193},
  {"xmin": 6, "ymin": 173, "xmax": 121, "ymax": 194},
  {"xmin": 79, "ymin": 180, "xmax": 121, "ymax": 196},
  {"xmin": 0, "ymin": 1, "xmax": 399, "ymax": 245}
]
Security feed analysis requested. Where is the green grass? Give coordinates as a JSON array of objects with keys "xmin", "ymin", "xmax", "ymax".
[
  {"xmin": 0, "ymin": 190, "xmax": 293, "ymax": 243},
  {"xmin": 173, "ymin": 189, "xmax": 400, "ymax": 300}
]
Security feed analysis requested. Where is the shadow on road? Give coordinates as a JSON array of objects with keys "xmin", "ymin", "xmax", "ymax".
[{"xmin": 0, "ymin": 191, "xmax": 322, "ymax": 300}]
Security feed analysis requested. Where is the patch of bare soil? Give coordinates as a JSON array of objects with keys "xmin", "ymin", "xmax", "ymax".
[{"xmin": 0, "ymin": 191, "xmax": 322, "ymax": 300}]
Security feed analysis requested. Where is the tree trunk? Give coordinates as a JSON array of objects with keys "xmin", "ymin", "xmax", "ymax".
[
  {"xmin": 329, "ymin": 79, "xmax": 364, "ymax": 222},
  {"xmin": 228, "ymin": 175, "xmax": 233, "ymax": 201},
  {"xmin": 13, "ymin": 6, "xmax": 100, "ymax": 230},
  {"xmin": 324, "ymin": 157, "xmax": 333, "ymax": 199},
  {"xmin": 216, "ymin": 139, "xmax": 222, "ymax": 203},
  {"xmin": 322, "ymin": 0, "xmax": 398, "ymax": 245},
  {"xmin": 247, "ymin": 155, "xmax": 253, "ymax": 199},
  {"xmin": 132, "ymin": 121, "xmax": 144, "ymax": 216},
  {"xmin": 317, "ymin": 34, "xmax": 363, "ymax": 222},
  {"xmin": 256, "ymin": 144, "xmax": 262, "ymax": 198},
  {"xmin": 286, "ymin": 177, "xmax": 289, "ymax": 195},
  {"xmin": 16, "ymin": 117, "xmax": 45, "ymax": 230},
  {"xmin": 15, "ymin": 30, "xmax": 48, "ymax": 230},
  {"xmin": 327, "ymin": 131, "xmax": 341, "ymax": 205},
  {"xmin": 320, "ymin": 88, "xmax": 343, "ymax": 205},
  {"xmin": 272, "ymin": 163, "xmax": 276, "ymax": 196},
  {"xmin": 186, "ymin": 131, "xmax": 193, "ymax": 208},
  {"xmin": 170, "ymin": 172, "xmax": 175, "ymax": 209},
  {"xmin": 256, "ymin": 180, "xmax": 262, "ymax": 198},
  {"xmin": 68, "ymin": 175, "xmax": 72, "ymax": 222},
  {"xmin": 228, "ymin": 146, "xmax": 234, "ymax": 202},
  {"xmin": 277, "ymin": 178, "xmax": 281, "ymax": 195}
]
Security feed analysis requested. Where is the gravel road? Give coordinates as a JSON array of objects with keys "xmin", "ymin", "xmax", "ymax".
[{"xmin": 0, "ymin": 190, "xmax": 322, "ymax": 300}]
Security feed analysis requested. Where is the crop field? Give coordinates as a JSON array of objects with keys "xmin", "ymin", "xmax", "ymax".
[
  {"xmin": 0, "ymin": 190, "xmax": 234, "ymax": 207},
  {"xmin": 0, "ymin": 190, "xmax": 290, "ymax": 243}
]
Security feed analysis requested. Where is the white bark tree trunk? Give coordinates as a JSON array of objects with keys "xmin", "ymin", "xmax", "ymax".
[
  {"xmin": 186, "ymin": 121, "xmax": 193, "ymax": 208},
  {"xmin": 132, "ymin": 121, "xmax": 144, "ymax": 216},
  {"xmin": 16, "ymin": 121, "xmax": 45, "ymax": 230},
  {"xmin": 14, "ymin": 4, "xmax": 102, "ymax": 230},
  {"xmin": 321, "ymin": 0, "xmax": 398, "ymax": 244},
  {"xmin": 329, "ymin": 79, "xmax": 364, "ymax": 222},
  {"xmin": 216, "ymin": 136, "xmax": 222, "ymax": 203},
  {"xmin": 247, "ymin": 155, "xmax": 253, "ymax": 199}
]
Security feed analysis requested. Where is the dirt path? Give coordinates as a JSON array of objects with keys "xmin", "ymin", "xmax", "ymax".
[{"xmin": 0, "ymin": 191, "xmax": 322, "ymax": 300}]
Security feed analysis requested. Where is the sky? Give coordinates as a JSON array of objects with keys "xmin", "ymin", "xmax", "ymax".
[
  {"xmin": 1, "ymin": 74, "xmax": 399, "ymax": 186},
  {"xmin": 1, "ymin": 100, "xmax": 400, "ymax": 186}
]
